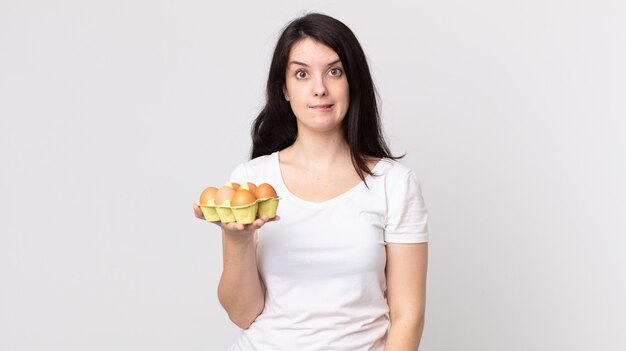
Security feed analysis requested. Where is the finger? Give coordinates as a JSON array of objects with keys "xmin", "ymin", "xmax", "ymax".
[
  {"xmin": 252, "ymin": 215, "xmax": 279, "ymax": 228},
  {"xmin": 193, "ymin": 204, "xmax": 205, "ymax": 219},
  {"xmin": 266, "ymin": 215, "xmax": 280, "ymax": 222},
  {"xmin": 224, "ymin": 222, "xmax": 245, "ymax": 231},
  {"xmin": 251, "ymin": 218, "xmax": 266, "ymax": 229}
]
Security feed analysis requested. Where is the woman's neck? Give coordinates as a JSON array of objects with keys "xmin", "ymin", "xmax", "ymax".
[{"xmin": 282, "ymin": 129, "xmax": 351, "ymax": 170}]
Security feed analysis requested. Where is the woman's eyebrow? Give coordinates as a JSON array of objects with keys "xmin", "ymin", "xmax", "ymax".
[
  {"xmin": 288, "ymin": 58, "xmax": 342, "ymax": 67},
  {"xmin": 326, "ymin": 59, "xmax": 341, "ymax": 66},
  {"xmin": 288, "ymin": 61, "xmax": 309, "ymax": 67}
]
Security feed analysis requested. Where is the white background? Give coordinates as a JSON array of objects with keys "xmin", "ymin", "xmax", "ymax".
[{"xmin": 1, "ymin": 0, "xmax": 625, "ymax": 350}]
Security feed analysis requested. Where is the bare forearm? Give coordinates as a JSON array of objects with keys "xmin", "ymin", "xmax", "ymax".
[
  {"xmin": 217, "ymin": 232, "xmax": 265, "ymax": 328},
  {"xmin": 384, "ymin": 315, "xmax": 425, "ymax": 351},
  {"xmin": 384, "ymin": 243, "xmax": 428, "ymax": 350}
]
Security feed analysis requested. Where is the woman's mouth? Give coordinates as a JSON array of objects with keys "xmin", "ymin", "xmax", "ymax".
[{"xmin": 310, "ymin": 104, "xmax": 334, "ymax": 112}]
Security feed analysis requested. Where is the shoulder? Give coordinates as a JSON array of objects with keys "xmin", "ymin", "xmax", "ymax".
[
  {"xmin": 377, "ymin": 159, "xmax": 429, "ymax": 243},
  {"xmin": 373, "ymin": 158, "xmax": 417, "ymax": 181},
  {"xmin": 243, "ymin": 152, "xmax": 276, "ymax": 171},
  {"xmin": 229, "ymin": 152, "xmax": 278, "ymax": 183},
  {"xmin": 365, "ymin": 158, "xmax": 425, "ymax": 202}
]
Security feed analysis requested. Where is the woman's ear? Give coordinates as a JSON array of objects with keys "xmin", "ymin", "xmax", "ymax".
[{"xmin": 282, "ymin": 86, "xmax": 290, "ymax": 101}]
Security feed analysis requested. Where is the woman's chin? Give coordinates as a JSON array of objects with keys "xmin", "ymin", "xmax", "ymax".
[{"xmin": 297, "ymin": 116, "xmax": 345, "ymax": 134}]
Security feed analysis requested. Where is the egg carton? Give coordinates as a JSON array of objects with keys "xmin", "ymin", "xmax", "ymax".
[{"xmin": 199, "ymin": 197, "xmax": 280, "ymax": 224}]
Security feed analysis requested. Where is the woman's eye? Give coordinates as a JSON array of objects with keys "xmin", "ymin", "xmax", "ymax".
[
  {"xmin": 296, "ymin": 70, "xmax": 308, "ymax": 79},
  {"xmin": 329, "ymin": 68, "xmax": 343, "ymax": 77}
]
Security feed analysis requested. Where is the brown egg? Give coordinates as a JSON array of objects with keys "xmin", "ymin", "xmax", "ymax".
[
  {"xmin": 226, "ymin": 182, "xmax": 241, "ymax": 190},
  {"xmin": 243, "ymin": 182, "xmax": 257, "ymax": 193},
  {"xmin": 255, "ymin": 183, "xmax": 277, "ymax": 199},
  {"xmin": 215, "ymin": 186, "xmax": 236, "ymax": 206},
  {"xmin": 230, "ymin": 189, "xmax": 257, "ymax": 207},
  {"xmin": 199, "ymin": 186, "xmax": 218, "ymax": 205}
]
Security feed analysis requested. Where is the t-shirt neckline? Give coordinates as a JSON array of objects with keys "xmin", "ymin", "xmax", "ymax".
[{"xmin": 272, "ymin": 151, "xmax": 385, "ymax": 209}]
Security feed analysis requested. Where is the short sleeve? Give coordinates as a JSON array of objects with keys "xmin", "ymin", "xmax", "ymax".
[
  {"xmin": 384, "ymin": 170, "xmax": 429, "ymax": 243},
  {"xmin": 229, "ymin": 163, "xmax": 248, "ymax": 184}
]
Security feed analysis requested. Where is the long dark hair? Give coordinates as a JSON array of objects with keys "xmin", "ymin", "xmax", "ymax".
[{"xmin": 251, "ymin": 13, "xmax": 402, "ymax": 181}]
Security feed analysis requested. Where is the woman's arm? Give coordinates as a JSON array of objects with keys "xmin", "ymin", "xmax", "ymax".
[
  {"xmin": 194, "ymin": 204, "xmax": 271, "ymax": 329},
  {"xmin": 384, "ymin": 242, "xmax": 428, "ymax": 351},
  {"xmin": 217, "ymin": 225, "xmax": 266, "ymax": 329}
]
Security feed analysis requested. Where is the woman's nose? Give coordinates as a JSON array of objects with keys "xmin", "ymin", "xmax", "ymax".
[{"xmin": 312, "ymin": 77, "xmax": 327, "ymax": 97}]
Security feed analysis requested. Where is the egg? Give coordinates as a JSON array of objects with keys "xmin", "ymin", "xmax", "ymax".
[
  {"xmin": 199, "ymin": 186, "xmax": 218, "ymax": 205},
  {"xmin": 230, "ymin": 189, "xmax": 257, "ymax": 207},
  {"xmin": 215, "ymin": 186, "xmax": 236, "ymax": 206},
  {"xmin": 255, "ymin": 183, "xmax": 277, "ymax": 199},
  {"xmin": 226, "ymin": 182, "xmax": 241, "ymax": 190},
  {"xmin": 242, "ymin": 182, "xmax": 257, "ymax": 193}
]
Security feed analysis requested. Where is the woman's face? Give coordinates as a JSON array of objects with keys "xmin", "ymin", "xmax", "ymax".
[{"xmin": 283, "ymin": 38, "xmax": 350, "ymax": 135}]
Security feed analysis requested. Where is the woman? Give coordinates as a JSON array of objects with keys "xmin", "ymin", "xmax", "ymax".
[{"xmin": 194, "ymin": 13, "xmax": 429, "ymax": 350}]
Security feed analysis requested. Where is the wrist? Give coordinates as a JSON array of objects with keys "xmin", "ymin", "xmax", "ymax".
[{"xmin": 222, "ymin": 228, "xmax": 256, "ymax": 245}]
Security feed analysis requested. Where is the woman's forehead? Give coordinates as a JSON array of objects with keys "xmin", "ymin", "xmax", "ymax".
[{"xmin": 288, "ymin": 38, "xmax": 341, "ymax": 65}]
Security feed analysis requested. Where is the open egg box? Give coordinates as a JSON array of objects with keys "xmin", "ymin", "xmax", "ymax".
[{"xmin": 199, "ymin": 197, "xmax": 280, "ymax": 225}]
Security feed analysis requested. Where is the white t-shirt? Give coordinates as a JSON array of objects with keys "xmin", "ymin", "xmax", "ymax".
[{"xmin": 226, "ymin": 151, "xmax": 428, "ymax": 351}]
